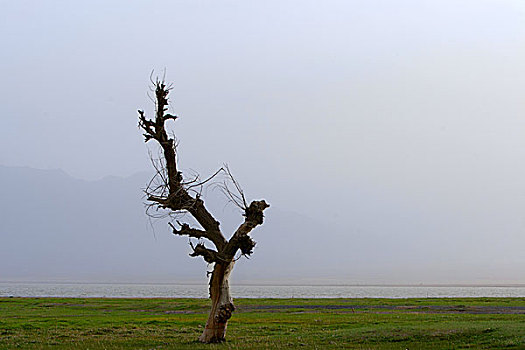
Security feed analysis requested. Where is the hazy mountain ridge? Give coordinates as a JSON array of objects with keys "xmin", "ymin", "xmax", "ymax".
[
  {"xmin": 1, "ymin": 165, "xmax": 524, "ymax": 285},
  {"xmin": 0, "ymin": 165, "xmax": 359, "ymax": 284}
]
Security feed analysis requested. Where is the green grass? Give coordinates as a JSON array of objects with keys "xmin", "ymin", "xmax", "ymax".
[{"xmin": 1, "ymin": 297, "xmax": 524, "ymax": 349}]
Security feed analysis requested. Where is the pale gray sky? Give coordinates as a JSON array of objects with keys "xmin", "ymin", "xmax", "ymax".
[{"xmin": 1, "ymin": 0, "xmax": 525, "ymax": 283}]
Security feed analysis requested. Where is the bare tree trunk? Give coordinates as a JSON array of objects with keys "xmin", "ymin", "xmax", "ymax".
[{"xmin": 199, "ymin": 262, "xmax": 235, "ymax": 343}]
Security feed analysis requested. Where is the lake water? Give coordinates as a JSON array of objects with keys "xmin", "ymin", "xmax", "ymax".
[{"xmin": 1, "ymin": 282, "xmax": 524, "ymax": 298}]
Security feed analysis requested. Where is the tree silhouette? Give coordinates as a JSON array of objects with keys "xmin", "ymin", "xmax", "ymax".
[{"xmin": 138, "ymin": 79, "xmax": 269, "ymax": 343}]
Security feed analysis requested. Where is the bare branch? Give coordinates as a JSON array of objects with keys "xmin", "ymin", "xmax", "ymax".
[
  {"xmin": 189, "ymin": 242, "xmax": 228, "ymax": 264},
  {"xmin": 213, "ymin": 165, "xmax": 248, "ymax": 210},
  {"xmin": 164, "ymin": 113, "xmax": 178, "ymax": 122},
  {"xmin": 223, "ymin": 200, "xmax": 269, "ymax": 258},
  {"xmin": 139, "ymin": 78, "xmax": 228, "ymax": 251},
  {"xmin": 168, "ymin": 221, "xmax": 208, "ymax": 239},
  {"xmin": 185, "ymin": 167, "xmax": 224, "ymax": 191}
]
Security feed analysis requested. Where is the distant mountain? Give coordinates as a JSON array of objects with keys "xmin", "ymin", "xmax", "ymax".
[
  {"xmin": 0, "ymin": 165, "xmax": 363, "ymax": 284},
  {"xmin": 2, "ymin": 165, "xmax": 523, "ymax": 285}
]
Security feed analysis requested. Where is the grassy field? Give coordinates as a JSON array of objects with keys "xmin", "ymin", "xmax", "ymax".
[{"xmin": 1, "ymin": 297, "xmax": 524, "ymax": 349}]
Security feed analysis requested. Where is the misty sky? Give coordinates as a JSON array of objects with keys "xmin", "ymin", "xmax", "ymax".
[{"xmin": 2, "ymin": 0, "xmax": 525, "ymax": 284}]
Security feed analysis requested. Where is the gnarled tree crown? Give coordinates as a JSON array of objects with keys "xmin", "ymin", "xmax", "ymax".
[{"xmin": 138, "ymin": 80, "xmax": 269, "ymax": 263}]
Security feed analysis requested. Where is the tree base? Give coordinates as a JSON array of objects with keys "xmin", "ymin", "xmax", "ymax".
[
  {"xmin": 199, "ymin": 327, "xmax": 227, "ymax": 343},
  {"xmin": 199, "ymin": 262, "xmax": 235, "ymax": 343}
]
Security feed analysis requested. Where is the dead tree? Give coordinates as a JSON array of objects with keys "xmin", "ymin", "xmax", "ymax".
[{"xmin": 138, "ymin": 79, "xmax": 269, "ymax": 343}]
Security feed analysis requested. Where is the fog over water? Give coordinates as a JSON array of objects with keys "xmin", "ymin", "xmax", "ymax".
[{"xmin": 1, "ymin": 1, "xmax": 525, "ymax": 285}]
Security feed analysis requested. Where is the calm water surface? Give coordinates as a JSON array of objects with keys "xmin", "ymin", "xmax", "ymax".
[{"xmin": 1, "ymin": 282, "xmax": 524, "ymax": 298}]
